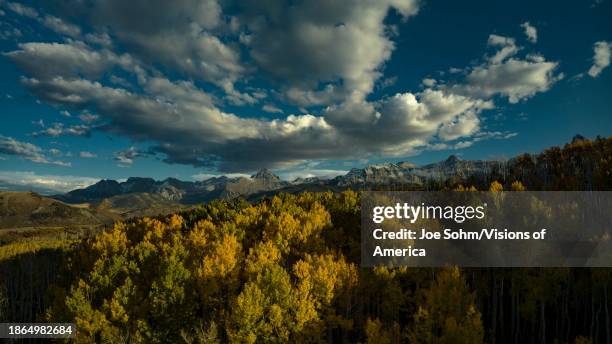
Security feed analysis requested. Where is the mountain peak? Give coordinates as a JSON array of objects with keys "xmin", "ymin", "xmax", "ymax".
[
  {"xmin": 92, "ymin": 179, "xmax": 120, "ymax": 187},
  {"xmin": 444, "ymin": 155, "xmax": 462, "ymax": 164},
  {"xmin": 252, "ymin": 168, "xmax": 279, "ymax": 180}
]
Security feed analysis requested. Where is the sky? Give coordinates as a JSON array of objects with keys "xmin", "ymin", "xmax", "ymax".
[{"xmin": 0, "ymin": 0, "xmax": 611, "ymax": 194}]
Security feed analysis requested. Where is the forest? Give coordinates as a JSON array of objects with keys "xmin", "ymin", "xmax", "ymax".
[{"xmin": 0, "ymin": 136, "xmax": 610, "ymax": 343}]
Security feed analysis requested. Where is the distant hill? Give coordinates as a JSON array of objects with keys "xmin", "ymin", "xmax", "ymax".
[
  {"xmin": 0, "ymin": 191, "xmax": 117, "ymax": 229},
  {"xmin": 93, "ymin": 192, "xmax": 186, "ymax": 219}
]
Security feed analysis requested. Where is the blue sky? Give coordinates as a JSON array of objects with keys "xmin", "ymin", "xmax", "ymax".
[{"xmin": 0, "ymin": 0, "xmax": 610, "ymax": 193}]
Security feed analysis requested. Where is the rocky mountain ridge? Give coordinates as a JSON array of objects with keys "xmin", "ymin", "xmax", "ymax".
[{"xmin": 53, "ymin": 154, "xmax": 506, "ymax": 205}]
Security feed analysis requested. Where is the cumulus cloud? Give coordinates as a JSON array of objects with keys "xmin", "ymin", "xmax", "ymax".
[
  {"xmin": 438, "ymin": 112, "xmax": 480, "ymax": 141},
  {"xmin": 521, "ymin": 22, "xmax": 537, "ymax": 43},
  {"xmin": 31, "ymin": 122, "xmax": 91, "ymax": 137},
  {"xmin": 4, "ymin": 2, "xmax": 562, "ymax": 173},
  {"xmin": 79, "ymin": 151, "xmax": 97, "ymax": 158},
  {"xmin": 192, "ymin": 172, "xmax": 251, "ymax": 181},
  {"xmin": 15, "ymin": 32, "xmax": 549, "ymax": 171},
  {"xmin": 428, "ymin": 141, "xmax": 473, "ymax": 151},
  {"xmin": 446, "ymin": 35, "xmax": 562, "ymax": 103},
  {"xmin": 262, "ymin": 104, "xmax": 283, "ymax": 114},
  {"xmin": 42, "ymin": 15, "xmax": 81, "ymax": 37},
  {"xmin": 427, "ymin": 131, "xmax": 517, "ymax": 151},
  {"xmin": 240, "ymin": 0, "xmax": 419, "ymax": 105},
  {"xmin": 5, "ymin": 41, "xmax": 140, "ymax": 80},
  {"xmin": 0, "ymin": 135, "xmax": 70, "ymax": 166},
  {"xmin": 4, "ymin": 1, "xmax": 83, "ymax": 38},
  {"xmin": 0, "ymin": 171, "xmax": 98, "ymax": 194},
  {"xmin": 422, "ymin": 78, "xmax": 437, "ymax": 87},
  {"xmin": 588, "ymin": 41, "xmax": 611, "ymax": 77},
  {"xmin": 487, "ymin": 34, "xmax": 520, "ymax": 64},
  {"xmin": 461, "ymin": 58, "xmax": 562, "ymax": 103},
  {"xmin": 79, "ymin": 113, "xmax": 100, "ymax": 123},
  {"xmin": 78, "ymin": 0, "xmax": 245, "ymax": 94},
  {"xmin": 114, "ymin": 146, "xmax": 141, "ymax": 167},
  {"xmin": 5, "ymin": 2, "xmax": 38, "ymax": 18},
  {"xmin": 276, "ymin": 168, "xmax": 348, "ymax": 181}
]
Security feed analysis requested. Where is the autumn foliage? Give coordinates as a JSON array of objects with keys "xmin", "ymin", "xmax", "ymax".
[{"xmin": 38, "ymin": 192, "xmax": 482, "ymax": 343}]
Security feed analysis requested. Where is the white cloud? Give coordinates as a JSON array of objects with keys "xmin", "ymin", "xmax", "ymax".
[
  {"xmin": 428, "ymin": 141, "xmax": 473, "ymax": 151},
  {"xmin": 462, "ymin": 59, "xmax": 561, "ymax": 103},
  {"xmin": 31, "ymin": 122, "xmax": 91, "ymax": 137},
  {"xmin": 0, "ymin": 135, "xmax": 70, "ymax": 166},
  {"xmin": 14, "ymin": 30, "xmax": 552, "ymax": 172},
  {"xmin": 0, "ymin": 171, "xmax": 98, "ymax": 194},
  {"xmin": 5, "ymin": 42, "xmax": 137, "ymax": 80},
  {"xmin": 438, "ymin": 112, "xmax": 480, "ymax": 141},
  {"xmin": 422, "ymin": 78, "xmax": 437, "ymax": 87},
  {"xmin": 79, "ymin": 113, "xmax": 100, "ymax": 123},
  {"xmin": 79, "ymin": 151, "xmax": 97, "ymax": 158},
  {"xmin": 191, "ymin": 172, "xmax": 251, "ymax": 181},
  {"xmin": 4, "ymin": 2, "xmax": 83, "ymax": 38},
  {"xmin": 114, "ymin": 147, "xmax": 141, "ymax": 167},
  {"xmin": 588, "ymin": 41, "xmax": 611, "ymax": 77},
  {"xmin": 454, "ymin": 36, "xmax": 562, "ymax": 103},
  {"xmin": 6, "ymin": 2, "xmax": 38, "ymax": 18},
  {"xmin": 262, "ymin": 104, "xmax": 283, "ymax": 114},
  {"xmin": 521, "ymin": 22, "xmax": 537, "ymax": 43},
  {"xmin": 487, "ymin": 34, "xmax": 519, "ymax": 64},
  {"xmin": 4, "ymin": 3, "xmax": 563, "ymax": 173},
  {"xmin": 42, "ymin": 15, "xmax": 81, "ymax": 37},
  {"xmin": 84, "ymin": 0, "xmax": 243, "ymax": 93},
  {"xmin": 241, "ymin": 0, "xmax": 419, "ymax": 106},
  {"xmin": 276, "ymin": 168, "xmax": 348, "ymax": 181}
]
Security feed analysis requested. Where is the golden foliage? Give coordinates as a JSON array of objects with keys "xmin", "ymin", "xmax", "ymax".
[{"xmin": 37, "ymin": 192, "xmax": 485, "ymax": 343}]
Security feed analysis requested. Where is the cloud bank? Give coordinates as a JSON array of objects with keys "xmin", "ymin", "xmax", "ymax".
[
  {"xmin": 2, "ymin": 1, "xmax": 563, "ymax": 172},
  {"xmin": 0, "ymin": 135, "xmax": 70, "ymax": 166}
]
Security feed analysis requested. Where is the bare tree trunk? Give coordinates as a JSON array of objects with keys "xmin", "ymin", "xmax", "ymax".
[
  {"xmin": 595, "ymin": 302, "xmax": 603, "ymax": 344},
  {"xmin": 515, "ymin": 293, "xmax": 520, "ymax": 344},
  {"xmin": 591, "ymin": 294, "xmax": 596, "ymax": 340},
  {"xmin": 540, "ymin": 302, "xmax": 546, "ymax": 344},
  {"xmin": 500, "ymin": 277, "xmax": 504, "ymax": 340},
  {"xmin": 492, "ymin": 276, "xmax": 497, "ymax": 344},
  {"xmin": 606, "ymin": 285, "xmax": 610, "ymax": 344}
]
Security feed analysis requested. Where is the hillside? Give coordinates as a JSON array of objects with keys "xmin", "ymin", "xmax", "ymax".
[
  {"xmin": 0, "ymin": 191, "xmax": 116, "ymax": 229},
  {"xmin": 93, "ymin": 192, "xmax": 186, "ymax": 218}
]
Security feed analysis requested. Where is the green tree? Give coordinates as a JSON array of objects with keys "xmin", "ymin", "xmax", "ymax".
[{"xmin": 407, "ymin": 267, "xmax": 484, "ymax": 344}]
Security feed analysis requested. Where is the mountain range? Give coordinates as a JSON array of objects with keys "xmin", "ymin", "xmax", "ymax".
[
  {"xmin": 52, "ymin": 155, "xmax": 501, "ymax": 205},
  {"xmin": 2, "ymin": 134, "xmax": 609, "ymax": 230}
]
